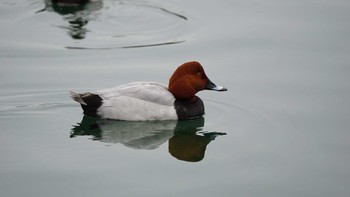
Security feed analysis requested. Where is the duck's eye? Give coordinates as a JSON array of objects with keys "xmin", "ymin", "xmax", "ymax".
[{"xmin": 196, "ymin": 72, "xmax": 202, "ymax": 76}]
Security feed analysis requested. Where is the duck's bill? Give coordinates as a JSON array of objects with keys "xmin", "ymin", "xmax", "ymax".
[{"xmin": 205, "ymin": 80, "xmax": 228, "ymax": 91}]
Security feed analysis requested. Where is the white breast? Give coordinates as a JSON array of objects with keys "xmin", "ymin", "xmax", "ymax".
[{"xmin": 94, "ymin": 82, "xmax": 178, "ymax": 121}]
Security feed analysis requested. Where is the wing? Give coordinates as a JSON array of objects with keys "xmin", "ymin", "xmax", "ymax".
[{"xmin": 93, "ymin": 82, "xmax": 175, "ymax": 106}]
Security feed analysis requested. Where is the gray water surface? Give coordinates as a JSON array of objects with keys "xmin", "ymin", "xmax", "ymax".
[{"xmin": 1, "ymin": 0, "xmax": 349, "ymax": 196}]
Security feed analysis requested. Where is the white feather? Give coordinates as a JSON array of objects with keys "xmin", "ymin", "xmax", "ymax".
[
  {"xmin": 94, "ymin": 82, "xmax": 177, "ymax": 121},
  {"xmin": 94, "ymin": 82, "xmax": 174, "ymax": 106}
]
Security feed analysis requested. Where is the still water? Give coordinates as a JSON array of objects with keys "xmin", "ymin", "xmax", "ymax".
[{"xmin": 1, "ymin": 0, "xmax": 349, "ymax": 196}]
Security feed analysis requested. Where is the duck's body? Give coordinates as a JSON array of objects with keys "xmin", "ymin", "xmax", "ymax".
[{"xmin": 71, "ymin": 61, "xmax": 227, "ymax": 121}]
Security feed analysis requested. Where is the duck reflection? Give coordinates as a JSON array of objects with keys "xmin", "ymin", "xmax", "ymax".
[
  {"xmin": 170, "ymin": 119, "xmax": 227, "ymax": 162},
  {"xmin": 71, "ymin": 116, "xmax": 226, "ymax": 162},
  {"xmin": 40, "ymin": 0, "xmax": 103, "ymax": 39}
]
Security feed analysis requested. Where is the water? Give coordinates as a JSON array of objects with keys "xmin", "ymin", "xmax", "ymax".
[{"xmin": 1, "ymin": 0, "xmax": 349, "ymax": 196}]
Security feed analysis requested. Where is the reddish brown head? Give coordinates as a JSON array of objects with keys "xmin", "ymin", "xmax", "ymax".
[{"xmin": 168, "ymin": 61, "xmax": 227, "ymax": 100}]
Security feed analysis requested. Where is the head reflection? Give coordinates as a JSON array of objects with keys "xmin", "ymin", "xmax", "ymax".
[
  {"xmin": 71, "ymin": 116, "xmax": 226, "ymax": 162},
  {"xmin": 42, "ymin": 0, "xmax": 103, "ymax": 39},
  {"xmin": 170, "ymin": 119, "xmax": 226, "ymax": 162}
]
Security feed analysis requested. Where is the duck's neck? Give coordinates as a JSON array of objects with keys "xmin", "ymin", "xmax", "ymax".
[{"xmin": 174, "ymin": 96, "xmax": 204, "ymax": 120}]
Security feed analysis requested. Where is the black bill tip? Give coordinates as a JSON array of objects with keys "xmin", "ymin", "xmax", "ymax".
[{"xmin": 205, "ymin": 80, "xmax": 228, "ymax": 91}]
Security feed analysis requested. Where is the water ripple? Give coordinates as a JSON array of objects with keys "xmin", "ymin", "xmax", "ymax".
[
  {"xmin": 0, "ymin": 90, "xmax": 73, "ymax": 116},
  {"xmin": 65, "ymin": 40, "xmax": 185, "ymax": 50},
  {"xmin": 36, "ymin": 0, "xmax": 190, "ymax": 49}
]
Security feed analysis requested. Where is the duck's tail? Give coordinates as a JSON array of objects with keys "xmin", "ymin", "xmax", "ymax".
[
  {"xmin": 70, "ymin": 91, "xmax": 87, "ymax": 105},
  {"xmin": 70, "ymin": 91, "xmax": 103, "ymax": 118}
]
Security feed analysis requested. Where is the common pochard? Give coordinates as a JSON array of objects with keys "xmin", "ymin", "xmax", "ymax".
[{"xmin": 70, "ymin": 61, "xmax": 227, "ymax": 121}]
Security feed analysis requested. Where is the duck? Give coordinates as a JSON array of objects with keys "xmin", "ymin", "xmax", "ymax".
[{"xmin": 70, "ymin": 61, "xmax": 227, "ymax": 121}]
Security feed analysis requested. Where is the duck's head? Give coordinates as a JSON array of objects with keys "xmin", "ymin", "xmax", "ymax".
[{"xmin": 168, "ymin": 61, "xmax": 227, "ymax": 100}]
